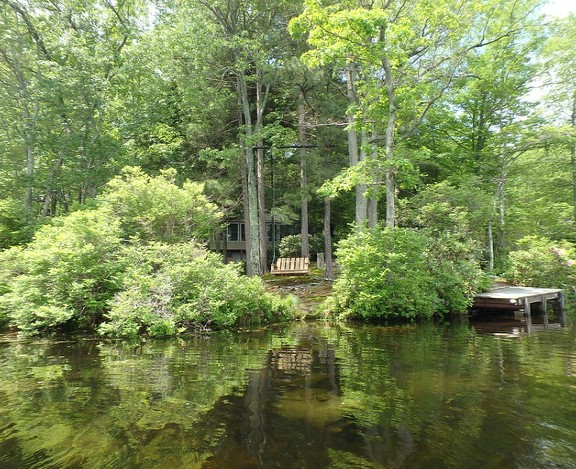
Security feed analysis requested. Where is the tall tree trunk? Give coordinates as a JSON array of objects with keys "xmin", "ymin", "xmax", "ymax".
[
  {"xmin": 497, "ymin": 177, "xmax": 506, "ymax": 266},
  {"xmin": 256, "ymin": 80, "xmax": 269, "ymax": 273},
  {"xmin": 367, "ymin": 197, "xmax": 378, "ymax": 228},
  {"xmin": 572, "ymin": 91, "xmax": 576, "ymax": 224},
  {"xmin": 346, "ymin": 64, "xmax": 366, "ymax": 226},
  {"xmin": 382, "ymin": 56, "xmax": 397, "ymax": 228},
  {"xmin": 487, "ymin": 218, "xmax": 494, "ymax": 271},
  {"xmin": 357, "ymin": 130, "xmax": 368, "ymax": 224},
  {"xmin": 323, "ymin": 198, "xmax": 333, "ymax": 281},
  {"xmin": 299, "ymin": 97, "xmax": 309, "ymax": 258},
  {"xmin": 241, "ymin": 153, "xmax": 252, "ymax": 273},
  {"xmin": 236, "ymin": 71, "xmax": 261, "ymax": 276},
  {"xmin": 367, "ymin": 132, "xmax": 379, "ymax": 227},
  {"xmin": 257, "ymin": 143, "xmax": 267, "ymax": 272}
]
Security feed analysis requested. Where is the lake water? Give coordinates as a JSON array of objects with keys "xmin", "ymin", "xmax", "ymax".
[{"xmin": 1, "ymin": 317, "xmax": 575, "ymax": 468}]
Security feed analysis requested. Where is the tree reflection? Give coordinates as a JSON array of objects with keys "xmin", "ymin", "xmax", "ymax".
[{"xmin": 0, "ymin": 323, "xmax": 575, "ymax": 468}]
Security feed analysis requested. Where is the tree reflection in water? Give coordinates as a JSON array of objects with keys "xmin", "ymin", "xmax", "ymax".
[{"xmin": 1, "ymin": 320, "xmax": 576, "ymax": 468}]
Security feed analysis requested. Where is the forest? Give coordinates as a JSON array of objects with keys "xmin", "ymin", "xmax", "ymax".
[{"xmin": 0, "ymin": 0, "xmax": 575, "ymax": 336}]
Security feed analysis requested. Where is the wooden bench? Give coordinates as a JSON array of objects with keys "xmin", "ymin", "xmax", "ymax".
[{"xmin": 270, "ymin": 257, "xmax": 310, "ymax": 275}]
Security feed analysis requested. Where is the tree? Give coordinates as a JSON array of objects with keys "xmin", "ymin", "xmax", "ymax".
[
  {"xmin": 428, "ymin": 9, "xmax": 545, "ymax": 269},
  {"xmin": 543, "ymin": 14, "xmax": 576, "ymax": 224},
  {"xmin": 0, "ymin": 0, "xmax": 145, "ymax": 217},
  {"xmin": 187, "ymin": 0, "xmax": 298, "ymax": 275},
  {"xmin": 290, "ymin": 0, "xmax": 542, "ymax": 228}
]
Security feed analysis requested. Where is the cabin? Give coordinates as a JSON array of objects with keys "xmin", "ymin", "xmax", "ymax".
[{"xmin": 210, "ymin": 219, "xmax": 296, "ymax": 262}]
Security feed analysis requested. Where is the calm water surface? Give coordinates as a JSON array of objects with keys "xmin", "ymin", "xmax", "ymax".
[{"xmin": 1, "ymin": 319, "xmax": 575, "ymax": 468}]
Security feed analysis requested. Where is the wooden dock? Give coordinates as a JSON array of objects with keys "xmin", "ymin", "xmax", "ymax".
[{"xmin": 473, "ymin": 286, "xmax": 566, "ymax": 331}]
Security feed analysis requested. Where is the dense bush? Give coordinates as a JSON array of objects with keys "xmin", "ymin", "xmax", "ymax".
[
  {"xmin": 505, "ymin": 236, "xmax": 576, "ymax": 297},
  {"xmin": 100, "ymin": 243, "xmax": 294, "ymax": 337},
  {"xmin": 98, "ymin": 166, "xmax": 221, "ymax": 244},
  {"xmin": 0, "ymin": 198, "xmax": 35, "ymax": 250},
  {"xmin": 332, "ymin": 227, "xmax": 488, "ymax": 320},
  {"xmin": 425, "ymin": 232, "xmax": 491, "ymax": 313},
  {"xmin": 0, "ymin": 209, "xmax": 125, "ymax": 334},
  {"xmin": 0, "ymin": 166, "xmax": 292, "ymax": 336},
  {"xmin": 278, "ymin": 234, "xmax": 324, "ymax": 258}
]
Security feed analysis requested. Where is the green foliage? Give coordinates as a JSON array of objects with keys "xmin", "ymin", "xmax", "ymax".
[
  {"xmin": 278, "ymin": 234, "xmax": 324, "ymax": 258},
  {"xmin": 0, "ymin": 166, "xmax": 293, "ymax": 336},
  {"xmin": 425, "ymin": 232, "xmax": 492, "ymax": 313},
  {"xmin": 506, "ymin": 149, "xmax": 576, "ymax": 243},
  {"xmin": 332, "ymin": 226, "xmax": 487, "ymax": 319},
  {"xmin": 0, "ymin": 198, "xmax": 34, "ymax": 250},
  {"xmin": 505, "ymin": 236, "xmax": 576, "ymax": 297},
  {"xmin": 100, "ymin": 242, "xmax": 294, "ymax": 338},
  {"xmin": 399, "ymin": 180, "xmax": 492, "ymax": 242},
  {"xmin": 333, "ymin": 228, "xmax": 438, "ymax": 319},
  {"xmin": 98, "ymin": 166, "xmax": 221, "ymax": 244},
  {"xmin": 0, "ymin": 209, "xmax": 125, "ymax": 334}
]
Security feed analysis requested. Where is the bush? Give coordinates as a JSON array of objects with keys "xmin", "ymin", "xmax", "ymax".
[
  {"xmin": 0, "ymin": 209, "xmax": 125, "ymax": 334},
  {"xmin": 425, "ymin": 232, "xmax": 491, "ymax": 314},
  {"xmin": 505, "ymin": 236, "xmax": 576, "ymax": 297},
  {"xmin": 278, "ymin": 234, "xmax": 324, "ymax": 258},
  {"xmin": 0, "ymin": 198, "xmax": 34, "ymax": 250},
  {"xmin": 332, "ymin": 227, "xmax": 487, "ymax": 320},
  {"xmin": 98, "ymin": 166, "xmax": 221, "ymax": 244},
  {"xmin": 333, "ymin": 228, "xmax": 438, "ymax": 319},
  {"xmin": 0, "ymin": 166, "xmax": 293, "ymax": 336},
  {"xmin": 100, "ymin": 242, "xmax": 294, "ymax": 337}
]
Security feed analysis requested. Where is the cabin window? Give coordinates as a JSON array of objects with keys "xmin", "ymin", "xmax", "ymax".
[
  {"xmin": 227, "ymin": 222, "xmax": 246, "ymax": 242},
  {"xmin": 227, "ymin": 223, "xmax": 239, "ymax": 242}
]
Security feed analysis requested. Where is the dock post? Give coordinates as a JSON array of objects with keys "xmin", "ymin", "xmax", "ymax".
[
  {"xmin": 541, "ymin": 297, "xmax": 549, "ymax": 329},
  {"xmin": 558, "ymin": 292, "xmax": 567, "ymax": 327},
  {"xmin": 523, "ymin": 298, "xmax": 532, "ymax": 333}
]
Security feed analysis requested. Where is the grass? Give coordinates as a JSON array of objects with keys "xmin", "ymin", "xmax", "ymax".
[{"xmin": 263, "ymin": 266, "xmax": 334, "ymax": 319}]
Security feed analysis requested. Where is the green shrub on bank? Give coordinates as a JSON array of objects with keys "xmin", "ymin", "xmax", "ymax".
[
  {"xmin": 98, "ymin": 166, "xmax": 220, "ymax": 244},
  {"xmin": 0, "ymin": 166, "xmax": 292, "ymax": 336},
  {"xmin": 505, "ymin": 236, "xmax": 576, "ymax": 297},
  {"xmin": 100, "ymin": 242, "xmax": 294, "ymax": 337},
  {"xmin": 332, "ymin": 227, "xmax": 487, "ymax": 320},
  {"xmin": 426, "ymin": 232, "xmax": 491, "ymax": 313},
  {"xmin": 0, "ymin": 209, "xmax": 125, "ymax": 334}
]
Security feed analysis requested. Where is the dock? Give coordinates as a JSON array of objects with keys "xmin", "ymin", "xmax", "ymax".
[{"xmin": 473, "ymin": 286, "xmax": 566, "ymax": 331}]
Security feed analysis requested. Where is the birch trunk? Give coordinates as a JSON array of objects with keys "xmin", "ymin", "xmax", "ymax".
[
  {"xmin": 236, "ymin": 70, "xmax": 261, "ymax": 276},
  {"xmin": 382, "ymin": 56, "xmax": 397, "ymax": 228},
  {"xmin": 572, "ymin": 91, "xmax": 576, "ymax": 223},
  {"xmin": 323, "ymin": 198, "xmax": 333, "ymax": 280},
  {"xmin": 299, "ymin": 97, "xmax": 309, "ymax": 258}
]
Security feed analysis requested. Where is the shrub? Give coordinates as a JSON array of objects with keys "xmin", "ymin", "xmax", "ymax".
[
  {"xmin": 278, "ymin": 234, "xmax": 324, "ymax": 258},
  {"xmin": 0, "ymin": 167, "xmax": 294, "ymax": 336},
  {"xmin": 332, "ymin": 226, "xmax": 487, "ymax": 320},
  {"xmin": 0, "ymin": 198, "xmax": 34, "ymax": 249},
  {"xmin": 505, "ymin": 236, "xmax": 576, "ymax": 297},
  {"xmin": 100, "ymin": 242, "xmax": 294, "ymax": 337},
  {"xmin": 98, "ymin": 166, "xmax": 221, "ymax": 244},
  {"xmin": 0, "ymin": 209, "xmax": 125, "ymax": 334},
  {"xmin": 425, "ymin": 232, "xmax": 490, "ymax": 314},
  {"xmin": 333, "ymin": 228, "xmax": 439, "ymax": 319}
]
